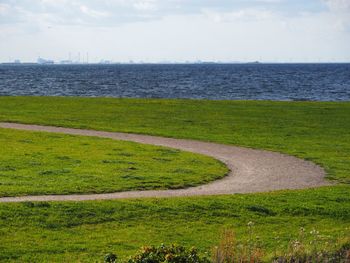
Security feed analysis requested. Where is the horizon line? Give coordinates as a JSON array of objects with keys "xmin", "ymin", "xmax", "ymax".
[{"xmin": 2, "ymin": 61, "xmax": 350, "ymax": 65}]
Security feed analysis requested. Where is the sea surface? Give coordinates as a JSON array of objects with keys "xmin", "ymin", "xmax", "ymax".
[{"xmin": 0, "ymin": 63, "xmax": 349, "ymax": 101}]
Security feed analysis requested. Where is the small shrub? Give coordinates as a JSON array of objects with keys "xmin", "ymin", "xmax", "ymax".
[
  {"xmin": 127, "ymin": 244, "xmax": 210, "ymax": 263},
  {"xmin": 104, "ymin": 252, "xmax": 118, "ymax": 263}
]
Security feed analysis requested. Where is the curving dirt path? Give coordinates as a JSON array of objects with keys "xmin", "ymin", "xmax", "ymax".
[{"xmin": 0, "ymin": 122, "xmax": 329, "ymax": 202}]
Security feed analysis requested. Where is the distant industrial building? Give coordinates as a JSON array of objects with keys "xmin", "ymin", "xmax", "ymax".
[
  {"xmin": 60, "ymin": 60, "xmax": 74, "ymax": 64},
  {"xmin": 37, "ymin": 57, "xmax": 54, "ymax": 64}
]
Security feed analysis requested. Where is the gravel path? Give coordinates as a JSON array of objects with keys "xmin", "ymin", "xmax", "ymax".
[{"xmin": 0, "ymin": 122, "xmax": 329, "ymax": 202}]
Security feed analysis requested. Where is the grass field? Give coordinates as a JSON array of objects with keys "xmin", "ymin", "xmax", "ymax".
[
  {"xmin": 1, "ymin": 97, "xmax": 349, "ymax": 183},
  {"xmin": 0, "ymin": 128, "xmax": 227, "ymax": 197},
  {"xmin": 0, "ymin": 96, "xmax": 349, "ymax": 262},
  {"xmin": 0, "ymin": 187, "xmax": 349, "ymax": 262}
]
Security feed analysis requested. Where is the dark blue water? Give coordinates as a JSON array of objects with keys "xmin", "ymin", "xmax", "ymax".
[{"xmin": 0, "ymin": 63, "xmax": 349, "ymax": 101}]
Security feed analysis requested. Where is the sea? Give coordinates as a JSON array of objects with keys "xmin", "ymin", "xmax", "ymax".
[{"xmin": 0, "ymin": 63, "xmax": 349, "ymax": 101}]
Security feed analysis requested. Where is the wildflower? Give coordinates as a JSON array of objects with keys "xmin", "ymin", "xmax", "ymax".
[{"xmin": 247, "ymin": 221, "xmax": 254, "ymax": 227}]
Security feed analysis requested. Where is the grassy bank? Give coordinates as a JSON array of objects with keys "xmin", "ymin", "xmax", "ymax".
[
  {"xmin": 0, "ymin": 97, "xmax": 349, "ymax": 262},
  {"xmin": 0, "ymin": 128, "xmax": 227, "ymax": 196}
]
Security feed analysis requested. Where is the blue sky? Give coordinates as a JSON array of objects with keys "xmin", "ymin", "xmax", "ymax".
[{"xmin": 0, "ymin": 0, "xmax": 349, "ymax": 62}]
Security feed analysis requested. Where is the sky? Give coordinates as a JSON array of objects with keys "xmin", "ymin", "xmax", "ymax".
[{"xmin": 0, "ymin": 0, "xmax": 350, "ymax": 63}]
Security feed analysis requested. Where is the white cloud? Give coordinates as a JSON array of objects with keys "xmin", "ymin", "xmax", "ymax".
[
  {"xmin": 0, "ymin": 0, "xmax": 349, "ymax": 62},
  {"xmin": 322, "ymin": 0, "xmax": 350, "ymax": 31},
  {"xmin": 0, "ymin": 3, "xmax": 10, "ymax": 15},
  {"xmin": 255, "ymin": 0, "xmax": 283, "ymax": 2},
  {"xmin": 202, "ymin": 8, "xmax": 275, "ymax": 23},
  {"xmin": 323, "ymin": 0, "xmax": 350, "ymax": 11},
  {"xmin": 80, "ymin": 5, "xmax": 110, "ymax": 18},
  {"xmin": 133, "ymin": 0, "xmax": 158, "ymax": 11},
  {"xmin": 0, "ymin": 0, "xmax": 307, "ymax": 27}
]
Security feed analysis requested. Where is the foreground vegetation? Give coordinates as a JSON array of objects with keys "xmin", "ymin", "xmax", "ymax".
[
  {"xmin": 0, "ymin": 128, "xmax": 226, "ymax": 196},
  {"xmin": 105, "ymin": 237, "xmax": 350, "ymax": 263},
  {"xmin": 0, "ymin": 186, "xmax": 349, "ymax": 262},
  {"xmin": 0, "ymin": 97, "xmax": 349, "ymax": 262}
]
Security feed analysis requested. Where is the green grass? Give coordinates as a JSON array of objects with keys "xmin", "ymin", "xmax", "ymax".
[
  {"xmin": 0, "ymin": 187, "xmax": 349, "ymax": 262},
  {"xmin": 0, "ymin": 97, "xmax": 349, "ymax": 183},
  {"xmin": 0, "ymin": 97, "xmax": 349, "ymax": 262},
  {"xmin": 0, "ymin": 128, "xmax": 227, "ymax": 197}
]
